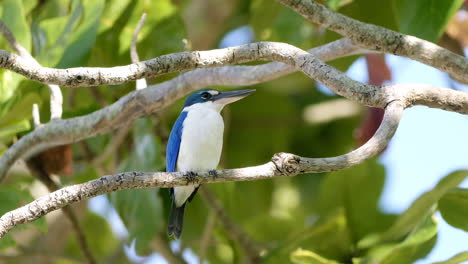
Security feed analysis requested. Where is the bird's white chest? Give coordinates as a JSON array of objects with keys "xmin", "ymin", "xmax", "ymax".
[{"xmin": 177, "ymin": 107, "xmax": 224, "ymax": 171}]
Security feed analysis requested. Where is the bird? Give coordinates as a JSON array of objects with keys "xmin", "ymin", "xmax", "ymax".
[{"xmin": 166, "ymin": 88, "xmax": 255, "ymax": 239}]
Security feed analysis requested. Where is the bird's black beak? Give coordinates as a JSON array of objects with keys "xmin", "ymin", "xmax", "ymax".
[{"xmin": 212, "ymin": 89, "xmax": 256, "ymax": 105}]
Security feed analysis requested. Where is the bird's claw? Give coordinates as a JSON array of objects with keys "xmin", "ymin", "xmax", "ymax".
[
  {"xmin": 209, "ymin": 169, "xmax": 218, "ymax": 178},
  {"xmin": 184, "ymin": 171, "xmax": 198, "ymax": 183}
]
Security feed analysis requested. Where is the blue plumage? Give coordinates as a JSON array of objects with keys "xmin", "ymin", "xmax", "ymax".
[{"xmin": 166, "ymin": 111, "xmax": 187, "ymax": 172}]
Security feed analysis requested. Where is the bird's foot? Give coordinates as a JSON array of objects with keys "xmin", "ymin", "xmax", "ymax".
[
  {"xmin": 184, "ymin": 171, "xmax": 198, "ymax": 183},
  {"xmin": 209, "ymin": 169, "xmax": 218, "ymax": 179}
]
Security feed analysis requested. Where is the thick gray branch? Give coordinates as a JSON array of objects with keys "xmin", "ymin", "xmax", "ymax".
[
  {"xmin": 0, "ymin": 101, "xmax": 403, "ymax": 238},
  {"xmin": 277, "ymin": 0, "xmax": 468, "ymax": 84}
]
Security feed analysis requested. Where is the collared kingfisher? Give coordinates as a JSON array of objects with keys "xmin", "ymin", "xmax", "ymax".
[{"xmin": 166, "ymin": 88, "xmax": 255, "ymax": 239}]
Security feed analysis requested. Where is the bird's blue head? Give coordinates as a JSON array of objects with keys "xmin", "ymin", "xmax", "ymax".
[{"xmin": 182, "ymin": 88, "xmax": 255, "ymax": 109}]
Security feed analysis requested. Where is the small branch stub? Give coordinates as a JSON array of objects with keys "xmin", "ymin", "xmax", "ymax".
[{"xmin": 272, "ymin": 152, "xmax": 301, "ymax": 176}]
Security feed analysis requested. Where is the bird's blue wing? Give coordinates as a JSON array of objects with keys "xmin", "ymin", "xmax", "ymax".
[{"xmin": 166, "ymin": 111, "xmax": 188, "ymax": 172}]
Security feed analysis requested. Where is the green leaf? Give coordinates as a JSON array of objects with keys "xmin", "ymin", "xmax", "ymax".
[
  {"xmin": 0, "ymin": 93, "xmax": 41, "ymax": 127},
  {"xmin": 382, "ymin": 170, "xmax": 468, "ymax": 241},
  {"xmin": 379, "ymin": 214, "xmax": 438, "ymax": 264},
  {"xmin": 250, "ymin": 0, "xmax": 282, "ymax": 41},
  {"xmin": 326, "ymin": 0, "xmax": 353, "ymax": 11},
  {"xmin": 36, "ymin": 0, "xmax": 83, "ymax": 67},
  {"xmin": 393, "ymin": 0, "xmax": 464, "ymax": 42},
  {"xmin": 116, "ymin": 0, "xmax": 178, "ymax": 55},
  {"xmin": 1, "ymin": 0, "xmax": 31, "ymax": 51},
  {"xmin": 432, "ymin": 252, "xmax": 468, "ymax": 264},
  {"xmin": 291, "ymin": 248, "xmax": 341, "ymax": 264},
  {"xmin": 0, "ymin": 119, "xmax": 30, "ymax": 142},
  {"xmin": 317, "ymin": 159, "xmax": 390, "ymax": 241},
  {"xmin": 56, "ymin": 0, "xmax": 105, "ymax": 68},
  {"xmin": 265, "ymin": 209, "xmax": 353, "ymax": 263},
  {"xmin": 0, "ymin": 71, "xmax": 24, "ymax": 105},
  {"xmin": 439, "ymin": 188, "xmax": 468, "ymax": 231}
]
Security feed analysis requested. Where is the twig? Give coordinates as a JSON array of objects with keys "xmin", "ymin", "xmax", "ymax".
[
  {"xmin": 131, "ymin": 13, "xmax": 147, "ymax": 64},
  {"xmin": 32, "ymin": 104, "xmax": 41, "ymax": 127},
  {"xmin": 200, "ymin": 188, "xmax": 263, "ymax": 263},
  {"xmin": 0, "ymin": 100, "xmax": 403, "ymax": 238},
  {"xmin": 131, "ymin": 13, "xmax": 148, "ymax": 90}
]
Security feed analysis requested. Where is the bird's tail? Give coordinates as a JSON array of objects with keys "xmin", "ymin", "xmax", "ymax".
[{"xmin": 167, "ymin": 200, "xmax": 185, "ymax": 239}]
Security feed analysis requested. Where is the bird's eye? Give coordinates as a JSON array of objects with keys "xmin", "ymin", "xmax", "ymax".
[{"xmin": 201, "ymin": 92, "xmax": 212, "ymax": 100}]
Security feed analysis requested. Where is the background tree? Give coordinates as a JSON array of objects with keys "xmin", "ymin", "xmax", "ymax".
[{"xmin": 0, "ymin": 0, "xmax": 467, "ymax": 264}]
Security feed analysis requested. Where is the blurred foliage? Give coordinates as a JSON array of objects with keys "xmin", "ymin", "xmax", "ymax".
[
  {"xmin": 0, "ymin": 0, "xmax": 466, "ymax": 263},
  {"xmin": 439, "ymin": 188, "xmax": 468, "ymax": 232}
]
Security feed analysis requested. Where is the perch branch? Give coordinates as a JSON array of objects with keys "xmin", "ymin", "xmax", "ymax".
[{"xmin": 0, "ymin": 100, "xmax": 403, "ymax": 238}]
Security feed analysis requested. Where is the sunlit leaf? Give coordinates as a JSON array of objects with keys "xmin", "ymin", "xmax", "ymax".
[
  {"xmin": 291, "ymin": 248, "xmax": 341, "ymax": 264},
  {"xmin": 382, "ymin": 170, "xmax": 468, "ymax": 241},
  {"xmin": 1, "ymin": 0, "xmax": 31, "ymax": 51},
  {"xmin": 439, "ymin": 188, "xmax": 468, "ymax": 231},
  {"xmin": 0, "ymin": 93, "xmax": 41, "ymax": 127},
  {"xmin": 265, "ymin": 209, "xmax": 353, "ymax": 263},
  {"xmin": 0, "ymin": 71, "xmax": 24, "ymax": 105},
  {"xmin": 432, "ymin": 251, "xmax": 468, "ymax": 264},
  {"xmin": 379, "ymin": 214, "xmax": 438, "ymax": 264},
  {"xmin": 0, "ymin": 119, "xmax": 30, "ymax": 142},
  {"xmin": 393, "ymin": 0, "xmax": 464, "ymax": 42},
  {"xmin": 326, "ymin": 0, "xmax": 353, "ymax": 11}
]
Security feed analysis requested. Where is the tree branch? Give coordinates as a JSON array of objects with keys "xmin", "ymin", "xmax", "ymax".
[
  {"xmin": 0, "ymin": 100, "xmax": 403, "ymax": 238},
  {"xmin": 277, "ymin": 0, "xmax": 468, "ymax": 84}
]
